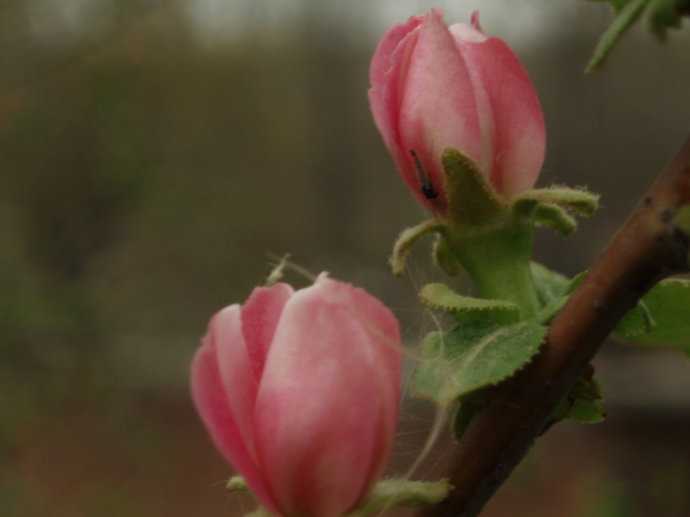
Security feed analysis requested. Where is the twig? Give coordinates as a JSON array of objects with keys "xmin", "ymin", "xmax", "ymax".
[{"xmin": 418, "ymin": 136, "xmax": 690, "ymax": 517}]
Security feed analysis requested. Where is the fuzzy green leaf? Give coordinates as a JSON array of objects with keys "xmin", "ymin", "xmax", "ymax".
[
  {"xmin": 347, "ymin": 479, "xmax": 451, "ymax": 516},
  {"xmin": 452, "ymin": 389, "xmax": 492, "ymax": 439},
  {"xmin": 530, "ymin": 263, "xmax": 586, "ymax": 323},
  {"xmin": 615, "ymin": 278, "xmax": 690, "ymax": 353},
  {"xmin": 413, "ymin": 320, "xmax": 546, "ymax": 405},
  {"xmin": 530, "ymin": 262, "xmax": 571, "ymax": 305},
  {"xmin": 390, "ymin": 219, "xmax": 444, "ymax": 276},
  {"xmin": 442, "ymin": 148, "xmax": 506, "ymax": 227},
  {"xmin": 586, "ymin": 0, "xmax": 648, "ymax": 72},
  {"xmin": 419, "ymin": 283, "xmax": 520, "ymax": 321}
]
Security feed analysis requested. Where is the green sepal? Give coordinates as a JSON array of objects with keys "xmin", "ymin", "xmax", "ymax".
[
  {"xmin": 231, "ymin": 476, "xmax": 450, "ymax": 517},
  {"xmin": 515, "ymin": 186, "xmax": 600, "ymax": 217},
  {"xmin": 442, "ymin": 148, "xmax": 506, "ymax": 227},
  {"xmin": 513, "ymin": 186, "xmax": 598, "ymax": 235},
  {"xmin": 412, "ymin": 318, "xmax": 547, "ymax": 405},
  {"xmin": 227, "ymin": 477, "xmax": 272, "ymax": 517},
  {"xmin": 586, "ymin": 0, "xmax": 648, "ymax": 72},
  {"xmin": 432, "ymin": 234, "xmax": 462, "ymax": 276},
  {"xmin": 419, "ymin": 283, "xmax": 520, "ymax": 322},
  {"xmin": 346, "ymin": 479, "xmax": 451, "ymax": 516},
  {"xmin": 615, "ymin": 278, "xmax": 690, "ymax": 354},
  {"xmin": 244, "ymin": 509, "xmax": 273, "ymax": 517},
  {"xmin": 390, "ymin": 219, "xmax": 445, "ymax": 276},
  {"xmin": 533, "ymin": 203, "xmax": 578, "ymax": 235},
  {"xmin": 227, "ymin": 475, "xmax": 249, "ymax": 492}
]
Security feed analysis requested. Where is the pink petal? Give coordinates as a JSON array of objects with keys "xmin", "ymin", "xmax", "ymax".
[
  {"xmin": 210, "ymin": 306, "xmax": 257, "ymax": 459},
  {"xmin": 369, "ymin": 14, "xmax": 424, "ymax": 111},
  {"xmin": 451, "ymin": 23, "xmax": 545, "ymax": 197},
  {"xmin": 190, "ymin": 337, "xmax": 278, "ymax": 512},
  {"xmin": 312, "ymin": 275, "xmax": 401, "ymax": 435},
  {"xmin": 368, "ymin": 16, "xmax": 426, "ymax": 206},
  {"xmin": 398, "ymin": 9, "xmax": 482, "ymax": 209},
  {"xmin": 254, "ymin": 277, "xmax": 401, "ymax": 517},
  {"xmin": 368, "ymin": 13, "xmax": 423, "ymax": 152},
  {"xmin": 241, "ymin": 282, "xmax": 294, "ymax": 382}
]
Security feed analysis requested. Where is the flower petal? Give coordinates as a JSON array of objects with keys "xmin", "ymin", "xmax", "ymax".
[
  {"xmin": 254, "ymin": 277, "xmax": 401, "ymax": 517},
  {"xmin": 210, "ymin": 306, "xmax": 257, "ymax": 459},
  {"xmin": 190, "ymin": 336, "xmax": 278, "ymax": 512},
  {"xmin": 398, "ymin": 9, "xmax": 483, "ymax": 208},
  {"xmin": 369, "ymin": 13, "xmax": 423, "ymax": 151},
  {"xmin": 368, "ymin": 16, "xmax": 425, "ymax": 206},
  {"xmin": 241, "ymin": 282, "xmax": 294, "ymax": 382},
  {"xmin": 451, "ymin": 21, "xmax": 545, "ymax": 197}
]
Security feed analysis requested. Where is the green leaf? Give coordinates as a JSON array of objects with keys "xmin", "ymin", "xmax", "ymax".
[
  {"xmin": 674, "ymin": 204, "xmax": 690, "ymax": 236},
  {"xmin": 419, "ymin": 283, "xmax": 520, "ymax": 322},
  {"xmin": 615, "ymin": 278, "xmax": 690, "ymax": 353},
  {"xmin": 615, "ymin": 300, "xmax": 656, "ymax": 338},
  {"xmin": 530, "ymin": 262, "xmax": 571, "ymax": 305},
  {"xmin": 530, "ymin": 262, "xmax": 586, "ymax": 323},
  {"xmin": 347, "ymin": 479, "xmax": 451, "ymax": 516},
  {"xmin": 452, "ymin": 389, "xmax": 492, "ymax": 439},
  {"xmin": 589, "ymin": 0, "xmax": 638, "ymax": 12},
  {"xmin": 551, "ymin": 374, "xmax": 606, "ymax": 425},
  {"xmin": 586, "ymin": 0, "xmax": 648, "ymax": 72},
  {"xmin": 647, "ymin": 0, "xmax": 688, "ymax": 39},
  {"xmin": 389, "ymin": 219, "xmax": 445, "ymax": 276},
  {"xmin": 412, "ymin": 319, "xmax": 547, "ymax": 405},
  {"xmin": 442, "ymin": 148, "xmax": 506, "ymax": 227}
]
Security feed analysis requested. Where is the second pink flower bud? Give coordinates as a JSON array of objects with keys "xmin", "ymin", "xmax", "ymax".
[
  {"xmin": 369, "ymin": 9, "xmax": 546, "ymax": 216},
  {"xmin": 191, "ymin": 274, "xmax": 402, "ymax": 517}
]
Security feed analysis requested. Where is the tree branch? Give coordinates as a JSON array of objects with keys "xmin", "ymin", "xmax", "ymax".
[{"xmin": 419, "ymin": 136, "xmax": 690, "ymax": 517}]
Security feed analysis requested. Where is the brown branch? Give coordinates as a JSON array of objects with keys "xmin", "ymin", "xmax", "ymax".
[{"xmin": 419, "ymin": 136, "xmax": 690, "ymax": 517}]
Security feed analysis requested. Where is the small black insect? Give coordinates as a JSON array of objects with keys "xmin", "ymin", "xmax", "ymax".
[{"xmin": 409, "ymin": 149, "xmax": 438, "ymax": 200}]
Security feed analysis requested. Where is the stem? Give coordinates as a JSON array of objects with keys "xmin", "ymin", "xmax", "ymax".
[
  {"xmin": 418, "ymin": 136, "xmax": 690, "ymax": 517},
  {"xmin": 449, "ymin": 220, "xmax": 540, "ymax": 318}
]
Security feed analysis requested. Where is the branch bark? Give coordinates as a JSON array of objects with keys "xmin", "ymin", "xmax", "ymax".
[{"xmin": 419, "ymin": 137, "xmax": 690, "ymax": 517}]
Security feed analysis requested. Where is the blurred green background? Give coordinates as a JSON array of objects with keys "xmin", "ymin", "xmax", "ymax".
[{"xmin": 1, "ymin": 1, "xmax": 689, "ymax": 516}]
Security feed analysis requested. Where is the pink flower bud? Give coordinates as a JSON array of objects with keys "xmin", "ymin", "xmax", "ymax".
[
  {"xmin": 369, "ymin": 9, "xmax": 546, "ymax": 215},
  {"xmin": 190, "ymin": 274, "xmax": 402, "ymax": 517}
]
